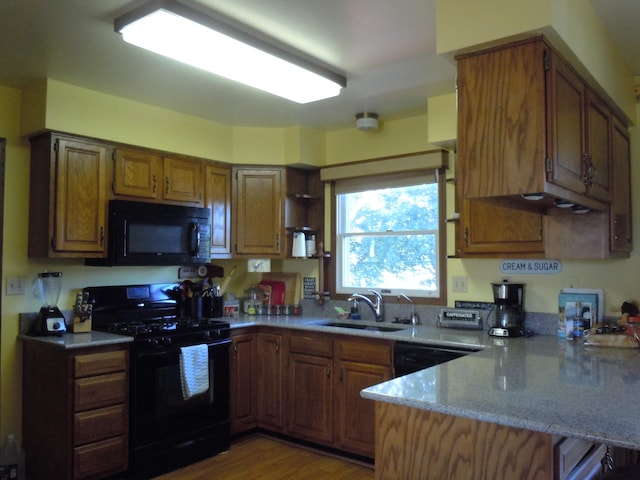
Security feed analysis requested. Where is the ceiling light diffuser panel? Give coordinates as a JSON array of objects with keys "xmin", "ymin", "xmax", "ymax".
[{"xmin": 115, "ymin": 1, "xmax": 346, "ymax": 103}]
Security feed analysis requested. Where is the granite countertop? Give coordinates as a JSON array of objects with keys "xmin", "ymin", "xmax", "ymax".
[
  {"xmin": 19, "ymin": 313, "xmax": 640, "ymax": 450},
  {"xmin": 361, "ymin": 333, "xmax": 640, "ymax": 450},
  {"xmin": 18, "ymin": 331, "xmax": 133, "ymax": 349}
]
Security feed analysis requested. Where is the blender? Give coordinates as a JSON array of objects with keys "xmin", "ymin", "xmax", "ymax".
[
  {"xmin": 488, "ymin": 281, "xmax": 524, "ymax": 337},
  {"xmin": 32, "ymin": 272, "xmax": 66, "ymax": 336}
]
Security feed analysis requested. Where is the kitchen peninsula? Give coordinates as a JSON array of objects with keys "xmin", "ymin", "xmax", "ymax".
[{"xmin": 224, "ymin": 316, "xmax": 640, "ymax": 479}]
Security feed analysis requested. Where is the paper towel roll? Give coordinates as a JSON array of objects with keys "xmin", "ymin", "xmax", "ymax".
[{"xmin": 292, "ymin": 232, "xmax": 307, "ymax": 257}]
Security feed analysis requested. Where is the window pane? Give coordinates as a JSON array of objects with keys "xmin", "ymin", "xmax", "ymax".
[
  {"xmin": 340, "ymin": 234, "xmax": 438, "ymax": 293},
  {"xmin": 343, "ymin": 184, "xmax": 438, "ymax": 233},
  {"xmin": 336, "ymin": 179, "xmax": 441, "ymax": 298}
]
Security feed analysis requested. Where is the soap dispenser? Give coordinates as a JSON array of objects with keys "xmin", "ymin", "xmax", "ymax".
[{"xmin": 348, "ymin": 299, "xmax": 361, "ymax": 320}]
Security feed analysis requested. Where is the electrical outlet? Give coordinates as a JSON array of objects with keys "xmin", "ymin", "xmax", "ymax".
[
  {"xmin": 6, "ymin": 276, "xmax": 26, "ymax": 295},
  {"xmin": 452, "ymin": 275, "xmax": 468, "ymax": 293},
  {"xmin": 247, "ymin": 259, "xmax": 270, "ymax": 272},
  {"xmin": 178, "ymin": 266, "xmax": 197, "ymax": 279}
]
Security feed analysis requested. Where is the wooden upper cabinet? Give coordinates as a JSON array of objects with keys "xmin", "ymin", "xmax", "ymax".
[
  {"xmin": 457, "ymin": 38, "xmax": 547, "ymax": 200},
  {"xmin": 610, "ymin": 116, "xmax": 632, "ymax": 253},
  {"xmin": 233, "ymin": 167, "xmax": 284, "ymax": 256},
  {"xmin": 112, "ymin": 148, "xmax": 203, "ymax": 206},
  {"xmin": 204, "ymin": 164, "xmax": 232, "ymax": 257},
  {"xmin": 547, "ymin": 52, "xmax": 611, "ymax": 203},
  {"xmin": 29, "ymin": 134, "xmax": 109, "ymax": 258},
  {"xmin": 546, "ymin": 53, "xmax": 585, "ymax": 196},
  {"xmin": 163, "ymin": 156, "xmax": 203, "ymax": 205},
  {"xmin": 457, "ymin": 199, "xmax": 544, "ymax": 258},
  {"xmin": 584, "ymin": 89, "xmax": 612, "ymax": 202},
  {"xmin": 457, "ymin": 36, "xmax": 612, "ymax": 211},
  {"xmin": 113, "ymin": 148, "xmax": 162, "ymax": 200}
]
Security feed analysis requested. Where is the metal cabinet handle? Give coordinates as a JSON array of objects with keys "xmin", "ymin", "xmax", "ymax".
[
  {"xmin": 152, "ymin": 174, "xmax": 157, "ymax": 193},
  {"xmin": 166, "ymin": 176, "xmax": 170, "ymax": 195}
]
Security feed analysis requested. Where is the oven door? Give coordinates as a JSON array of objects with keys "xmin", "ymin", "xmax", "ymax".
[{"xmin": 130, "ymin": 339, "xmax": 230, "ymax": 477}]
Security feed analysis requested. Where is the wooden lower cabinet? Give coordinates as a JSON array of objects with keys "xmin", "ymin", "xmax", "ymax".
[
  {"xmin": 23, "ymin": 342, "xmax": 129, "ymax": 480},
  {"xmin": 229, "ymin": 330, "xmax": 257, "ymax": 435},
  {"xmin": 334, "ymin": 338, "xmax": 392, "ymax": 457},
  {"xmin": 229, "ymin": 327, "xmax": 392, "ymax": 458},
  {"xmin": 256, "ymin": 331, "xmax": 284, "ymax": 430},
  {"xmin": 286, "ymin": 332, "xmax": 334, "ymax": 445}
]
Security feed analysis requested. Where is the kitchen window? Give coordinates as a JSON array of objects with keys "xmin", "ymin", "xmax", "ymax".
[{"xmin": 332, "ymin": 167, "xmax": 446, "ymax": 303}]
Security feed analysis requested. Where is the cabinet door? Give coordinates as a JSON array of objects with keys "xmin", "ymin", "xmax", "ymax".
[
  {"xmin": 234, "ymin": 168, "xmax": 283, "ymax": 256},
  {"xmin": 163, "ymin": 156, "xmax": 203, "ymax": 205},
  {"xmin": 287, "ymin": 352, "xmax": 333, "ymax": 444},
  {"xmin": 113, "ymin": 148, "xmax": 162, "ymax": 200},
  {"xmin": 546, "ymin": 53, "xmax": 586, "ymax": 195},
  {"xmin": 458, "ymin": 199, "xmax": 544, "ymax": 257},
  {"xmin": 256, "ymin": 332, "xmax": 284, "ymax": 430},
  {"xmin": 335, "ymin": 360, "xmax": 391, "ymax": 457},
  {"xmin": 205, "ymin": 164, "xmax": 232, "ymax": 257},
  {"xmin": 610, "ymin": 117, "xmax": 632, "ymax": 252},
  {"xmin": 229, "ymin": 333, "xmax": 257, "ymax": 434},
  {"xmin": 584, "ymin": 89, "xmax": 611, "ymax": 202},
  {"xmin": 457, "ymin": 39, "xmax": 547, "ymax": 199},
  {"xmin": 54, "ymin": 138, "xmax": 108, "ymax": 255}
]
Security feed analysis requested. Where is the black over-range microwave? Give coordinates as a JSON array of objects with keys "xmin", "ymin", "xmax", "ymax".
[{"xmin": 86, "ymin": 200, "xmax": 211, "ymax": 266}]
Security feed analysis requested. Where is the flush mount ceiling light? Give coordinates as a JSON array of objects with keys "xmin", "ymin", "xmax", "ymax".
[
  {"xmin": 356, "ymin": 112, "xmax": 379, "ymax": 131},
  {"xmin": 114, "ymin": 0, "xmax": 346, "ymax": 103}
]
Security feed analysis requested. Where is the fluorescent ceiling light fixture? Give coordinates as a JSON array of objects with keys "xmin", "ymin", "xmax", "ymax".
[{"xmin": 115, "ymin": 0, "xmax": 346, "ymax": 103}]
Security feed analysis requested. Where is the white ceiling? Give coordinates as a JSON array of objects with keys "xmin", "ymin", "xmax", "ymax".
[{"xmin": 0, "ymin": 0, "xmax": 637, "ymax": 131}]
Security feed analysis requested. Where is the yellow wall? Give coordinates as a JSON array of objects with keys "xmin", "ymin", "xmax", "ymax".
[
  {"xmin": 2, "ymin": 0, "xmax": 639, "ymax": 444},
  {"xmin": 436, "ymin": 0, "xmax": 636, "ymax": 123}
]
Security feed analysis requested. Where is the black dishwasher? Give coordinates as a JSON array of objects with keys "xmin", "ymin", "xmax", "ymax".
[{"xmin": 394, "ymin": 341, "xmax": 479, "ymax": 377}]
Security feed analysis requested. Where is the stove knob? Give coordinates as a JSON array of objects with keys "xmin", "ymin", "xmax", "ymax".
[
  {"xmin": 160, "ymin": 337, "xmax": 172, "ymax": 346},
  {"xmin": 202, "ymin": 331, "xmax": 211, "ymax": 340}
]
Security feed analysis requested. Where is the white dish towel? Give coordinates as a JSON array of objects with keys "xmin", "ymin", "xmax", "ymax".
[{"xmin": 179, "ymin": 344, "xmax": 209, "ymax": 400}]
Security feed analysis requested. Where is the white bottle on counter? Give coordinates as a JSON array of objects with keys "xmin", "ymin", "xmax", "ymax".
[{"xmin": 0, "ymin": 434, "xmax": 25, "ymax": 480}]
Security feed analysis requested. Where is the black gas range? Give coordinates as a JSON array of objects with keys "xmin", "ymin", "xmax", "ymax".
[
  {"xmin": 87, "ymin": 283, "xmax": 230, "ymax": 344},
  {"xmin": 85, "ymin": 283, "xmax": 231, "ymax": 479}
]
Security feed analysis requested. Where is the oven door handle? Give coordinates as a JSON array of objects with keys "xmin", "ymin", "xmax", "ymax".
[{"xmin": 135, "ymin": 339, "xmax": 230, "ymax": 359}]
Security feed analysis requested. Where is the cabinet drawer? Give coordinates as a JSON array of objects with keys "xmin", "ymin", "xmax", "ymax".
[
  {"xmin": 74, "ymin": 350, "xmax": 127, "ymax": 378},
  {"xmin": 74, "ymin": 372, "xmax": 127, "ymax": 411},
  {"xmin": 555, "ymin": 436, "xmax": 598, "ymax": 480},
  {"xmin": 288, "ymin": 333, "xmax": 332, "ymax": 357},
  {"xmin": 337, "ymin": 338, "xmax": 392, "ymax": 365},
  {"xmin": 74, "ymin": 404, "xmax": 126, "ymax": 446},
  {"xmin": 74, "ymin": 435, "xmax": 127, "ymax": 479}
]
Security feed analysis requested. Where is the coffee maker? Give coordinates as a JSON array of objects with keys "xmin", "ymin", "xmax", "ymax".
[{"xmin": 488, "ymin": 281, "xmax": 524, "ymax": 337}]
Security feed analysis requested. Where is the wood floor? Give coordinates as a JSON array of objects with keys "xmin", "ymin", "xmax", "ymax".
[{"xmin": 153, "ymin": 435, "xmax": 375, "ymax": 480}]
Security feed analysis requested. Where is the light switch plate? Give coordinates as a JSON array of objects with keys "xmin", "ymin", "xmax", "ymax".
[
  {"xmin": 6, "ymin": 276, "xmax": 26, "ymax": 295},
  {"xmin": 247, "ymin": 259, "xmax": 270, "ymax": 272}
]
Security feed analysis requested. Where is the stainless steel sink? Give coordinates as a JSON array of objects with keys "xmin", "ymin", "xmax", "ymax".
[{"xmin": 322, "ymin": 322, "xmax": 405, "ymax": 332}]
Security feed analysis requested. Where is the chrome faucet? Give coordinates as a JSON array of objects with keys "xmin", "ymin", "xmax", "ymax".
[
  {"xmin": 398, "ymin": 294, "xmax": 420, "ymax": 325},
  {"xmin": 347, "ymin": 290, "xmax": 384, "ymax": 322}
]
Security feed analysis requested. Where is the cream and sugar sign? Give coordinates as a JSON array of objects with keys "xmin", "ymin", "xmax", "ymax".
[{"xmin": 500, "ymin": 259, "xmax": 563, "ymax": 275}]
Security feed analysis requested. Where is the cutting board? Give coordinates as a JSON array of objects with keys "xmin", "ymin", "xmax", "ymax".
[
  {"xmin": 258, "ymin": 280, "xmax": 286, "ymax": 305},
  {"xmin": 261, "ymin": 273, "xmax": 302, "ymax": 305}
]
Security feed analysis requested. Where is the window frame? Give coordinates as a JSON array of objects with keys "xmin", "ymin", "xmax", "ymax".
[{"xmin": 328, "ymin": 166, "xmax": 447, "ymax": 305}]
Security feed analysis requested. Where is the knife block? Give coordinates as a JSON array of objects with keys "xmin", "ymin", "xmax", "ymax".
[{"xmin": 72, "ymin": 314, "xmax": 92, "ymax": 333}]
